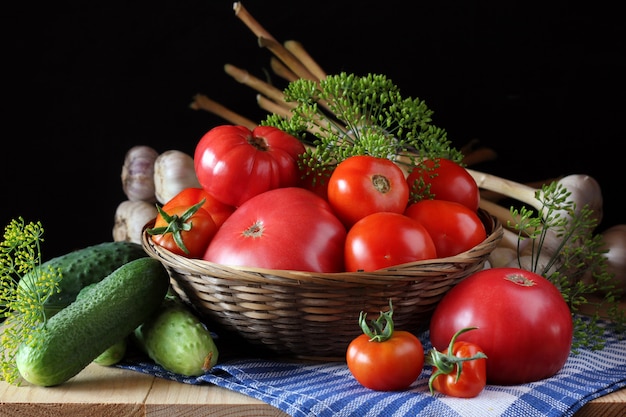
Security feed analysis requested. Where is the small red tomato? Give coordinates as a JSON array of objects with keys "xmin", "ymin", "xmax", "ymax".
[
  {"xmin": 347, "ymin": 302, "xmax": 424, "ymax": 391},
  {"xmin": 344, "ymin": 212, "xmax": 437, "ymax": 272},
  {"xmin": 406, "ymin": 158, "xmax": 480, "ymax": 211},
  {"xmin": 405, "ymin": 199, "xmax": 487, "ymax": 258},
  {"xmin": 426, "ymin": 327, "xmax": 487, "ymax": 398},
  {"xmin": 328, "ymin": 155, "xmax": 409, "ymax": 228},
  {"xmin": 147, "ymin": 201, "xmax": 218, "ymax": 258},
  {"xmin": 162, "ymin": 187, "xmax": 235, "ymax": 228}
]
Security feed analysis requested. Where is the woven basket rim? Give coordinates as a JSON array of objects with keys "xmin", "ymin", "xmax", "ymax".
[{"xmin": 141, "ymin": 208, "xmax": 503, "ymax": 285}]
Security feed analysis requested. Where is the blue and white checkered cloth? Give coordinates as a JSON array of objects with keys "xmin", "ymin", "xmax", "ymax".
[{"xmin": 117, "ymin": 317, "xmax": 626, "ymax": 417}]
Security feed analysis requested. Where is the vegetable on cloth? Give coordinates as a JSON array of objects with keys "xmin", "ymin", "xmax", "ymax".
[
  {"xmin": 115, "ymin": 318, "xmax": 626, "ymax": 417},
  {"xmin": 425, "ymin": 327, "xmax": 487, "ymax": 398},
  {"xmin": 346, "ymin": 301, "xmax": 424, "ymax": 391}
]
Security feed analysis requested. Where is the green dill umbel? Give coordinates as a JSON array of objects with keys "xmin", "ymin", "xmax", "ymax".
[
  {"xmin": 508, "ymin": 182, "xmax": 625, "ymax": 351},
  {"xmin": 261, "ymin": 72, "xmax": 463, "ymax": 182},
  {"xmin": 0, "ymin": 218, "xmax": 61, "ymax": 385}
]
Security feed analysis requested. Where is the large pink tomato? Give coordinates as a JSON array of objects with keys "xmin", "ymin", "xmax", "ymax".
[
  {"xmin": 429, "ymin": 267, "xmax": 573, "ymax": 385},
  {"xmin": 194, "ymin": 125, "xmax": 306, "ymax": 207},
  {"xmin": 204, "ymin": 187, "xmax": 347, "ymax": 273}
]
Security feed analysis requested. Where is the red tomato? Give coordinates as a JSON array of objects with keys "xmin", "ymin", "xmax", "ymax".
[
  {"xmin": 344, "ymin": 212, "xmax": 437, "ymax": 272},
  {"xmin": 194, "ymin": 125, "xmax": 306, "ymax": 207},
  {"xmin": 204, "ymin": 187, "xmax": 346, "ymax": 273},
  {"xmin": 429, "ymin": 267, "xmax": 573, "ymax": 385},
  {"xmin": 405, "ymin": 199, "xmax": 487, "ymax": 258},
  {"xmin": 148, "ymin": 202, "xmax": 218, "ymax": 259},
  {"xmin": 298, "ymin": 165, "xmax": 333, "ymax": 201},
  {"xmin": 347, "ymin": 303, "xmax": 424, "ymax": 391},
  {"xmin": 406, "ymin": 158, "xmax": 480, "ymax": 211},
  {"xmin": 327, "ymin": 155, "xmax": 409, "ymax": 228},
  {"xmin": 162, "ymin": 187, "xmax": 235, "ymax": 228},
  {"xmin": 426, "ymin": 327, "xmax": 487, "ymax": 398}
]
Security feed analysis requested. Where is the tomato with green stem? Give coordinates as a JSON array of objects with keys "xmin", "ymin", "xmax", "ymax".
[
  {"xmin": 147, "ymin": 200, "xmax": 217, "ymax": 258},
  {"xmin": 162, "ymin": 187, "xmax": 235, "ymax": 228},
  {"xmin": 426, "ymin": 327, "xmax": 487, "ymax": 398},
  {"xmin": 346, "ymin": 301, "xmax": 424, "ymax": 391}
]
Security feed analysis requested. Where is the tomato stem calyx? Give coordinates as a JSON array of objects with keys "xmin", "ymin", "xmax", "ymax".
[
  {"xmin": 146, "ymin": 199, "xmax": 206, "ymax": 255},
  {"xmin": 358, "ymin": 300, "xmax": 395, "ymax": 342},
  {"xmin": 426, "ymin": 327, "xmax": 487, "ymax": 394}
]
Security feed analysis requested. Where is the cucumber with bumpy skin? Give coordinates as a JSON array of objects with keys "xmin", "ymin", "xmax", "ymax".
[
  {"xmin": 134, "ymin": 295, "xmax": 219, "ymax": 376},
  {"xmin": 18, "ymin": 241, "xmax": 147, "ymax": 317},
  {"xmin": 15, "ymin": 257, "xmax": 169, "ymax": 386}
]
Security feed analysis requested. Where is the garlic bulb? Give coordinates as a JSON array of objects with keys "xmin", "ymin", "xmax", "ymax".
[
  {"xmin": 113, "ymin": 200, "xmax": 158, "ymax": 244},
  {"xmin": 121, "ymin": 145, "xmax": 159, "ymax": 203},
  {"xmin": 598, "ymin": 224, "xmax": 626, "ymax": 297},
  {"xmin": 154, "ymin": 150, "xmax": 201, "ymax": 204}
]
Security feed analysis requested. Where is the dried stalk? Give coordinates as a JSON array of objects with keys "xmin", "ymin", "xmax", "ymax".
[
  {"xmin": 284, "ymin": 40, "xmax": 327, "ymax": 80},
  {"xmin": 232, "ymin": 2, "xmax": 276, "ymax": 41},
  {"xmin": 270, "ymin": 57, "xmax": 299, "ymax": 82},
  {"xmin": 258, "ymin": 36, "xmax": 318, "ymax": 81},
  {"xmin": 189, "ymin": 94, "xmax": 257, "ymax": 129},
  {"xmin": 256, "ymin": 94, "xmax": 292, "ymax": 120},
  {"xmin": 224, "ymin": 63, "xmax": 294, "ymax": 108},
  {"xmin": 461, "ymin": 147, "xmax": 498, "ymax": 166}
]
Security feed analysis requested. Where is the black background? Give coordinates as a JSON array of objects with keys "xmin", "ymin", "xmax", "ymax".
[{"xmin": 2, "ymin": 1, "xmax": 624, "ymax": 261}]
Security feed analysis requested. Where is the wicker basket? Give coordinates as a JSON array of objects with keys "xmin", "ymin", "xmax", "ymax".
[{"xmin": 142, "ymin": 209, "xmax": 502, "ymax": 359}]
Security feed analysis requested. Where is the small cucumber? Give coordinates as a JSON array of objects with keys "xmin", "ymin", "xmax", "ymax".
[
  {"xmin": 93, "ymin": 339, "xmax": 127, "ymax": 366},
  {"xmin": 15, "ymin": 257, "xmax": 169, "ymax": 386},
  {"xmin": 134, "ymin": 296, "xmax": 219, "ymax": 376},
  {"xmin": 18, "ymin": 241, "xmax": 148, "ymax": 317}
]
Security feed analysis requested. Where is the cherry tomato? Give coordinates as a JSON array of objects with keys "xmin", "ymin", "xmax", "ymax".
[
  {"xmin": 347, "ymin": 302, "xmax": 424, "ymax": 391},
  {"xmin": 344, "ymin": 212, "xmax": 437, "ymax": 272},
  {"xmin": 429, "ymin": 267, "xmax": 573, "ymax": 385},
  {"xmin": 162, "ymin": 187, "xmax": 235, "ymax": 228},
  {"xmin": 406, "ymin": 158, "xmax": 480, "ymax": 211},
  {"xmin": 148, "ymin": 201, "xmax": 218, "ymax": 258},
  {"xmin": 204, "ymin": 187, "xmax": 346, "ymax": 273},
  {"xmin": 327, "ymin": 155, "xmax": 409, "ymax": 228},
  {"xmin": 426, "ymin": 327, "xmax": 487, "ymax": 398},
  {"xmin": 405, "ymin": 199, "xmax": 487, "ymax": 258},
  {"xmin": 194, "ymin": 125, "xmax": 306, "ymax": 207}
]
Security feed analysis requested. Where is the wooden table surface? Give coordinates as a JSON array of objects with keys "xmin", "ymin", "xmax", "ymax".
[{"xmin": 0, "ymin": 361, "xmax": 624, "ymax": 417}]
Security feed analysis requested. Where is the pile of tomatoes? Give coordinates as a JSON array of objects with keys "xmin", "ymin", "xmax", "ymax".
[
  {"xmin": 149, "ymin": 124, "xmax": 575, "ymax": 398},
  {"xmin": 149, "ymin": 124, "xmax": 487, "ymax": 273}
]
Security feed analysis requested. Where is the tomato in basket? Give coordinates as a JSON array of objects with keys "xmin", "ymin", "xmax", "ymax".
[
  {"xmin": 194, "ymin": 125, "xmax": 306, "ymax": 207},
  {"xmin": 344, "ymin": 212, "xmax": 437, "ymax": 272},
  {"xmin": 204, "ymin": 187, "xmax": 347, "ymax": 273},
  {"xmin": 147, "ymin": 201, "xmax": 218, "ymax": 259},
  {"xmin": 162, "ymin": 187, "xmax": 235, "ymax": 228},
  {"xmin": 327, "ymin": 155, "xmax": 409, "ymax": 228},
  {"xmin": 406, "ymin": 158, "xmax": 480, "ymax": 211},
  {"xmin": 404, "ymin": 199, "xmax": 486, "ymax": 258}
]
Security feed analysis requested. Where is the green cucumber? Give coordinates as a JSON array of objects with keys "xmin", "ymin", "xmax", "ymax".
[
  {"xmin": 15, "ymin": 257, "xmax": 169, "ymax": 386},
  {"xmin": 93, "ymin": 339, "xmax": 127, "ymax": 366},
  {"xmin": 18, "ymin": 241, "xmax": 148, "ymax": 317},
  {"xmin": 134, "ymin": 296, "xmax": 219, "ymax": 376}
]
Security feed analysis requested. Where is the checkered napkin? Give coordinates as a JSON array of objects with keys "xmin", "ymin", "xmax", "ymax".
[{"xmin": 117, "ymin": 318, "xmax": 626, "ymax": 417}]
